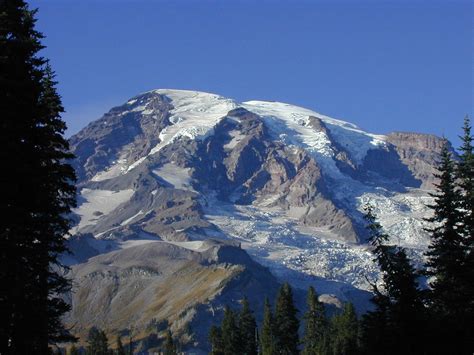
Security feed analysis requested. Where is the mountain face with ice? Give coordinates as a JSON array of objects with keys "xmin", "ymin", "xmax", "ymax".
[{"xmin": 67, "ymin": 89, "xmax": 449, "ymax": 351}]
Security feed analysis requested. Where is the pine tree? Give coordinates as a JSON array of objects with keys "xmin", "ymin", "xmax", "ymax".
[
  {"xmin": 274, "ymin": 283, "xmax": 299, "ymax": 355},
  {"xmin": 330, "ymin": 303, "xmax": 358, "ymax": 355},
  {"xmin": 457, "ymin": 116, "xmax": 474, "ymax": 328},
  {"xmin": 425, "ymin": 136, "xmax": 473, "ymax": 353},
  {"xmin": 163, "ymin": 330, "xmax": 177, "ymax": 355},
  {"xmin": 424, "ymin": 140, "xmax": 468, "ymax": 354},
  {"xmin": 260, "ymin": 298, "xmax": 276, "ymax": 355},
  {"xmin": 116, "ymin": 336, "xmax": 126, "ymax": 355},
  {"xmin": 361, "ymin": 205, "xmax": 425, "ymax": 354},
  {"xmin": 86, "ymin": 327, "xmax": 109, "ymax": 355},
  {"xmin": 425, "ymin": 142, "xmax": 465, "ymax": 313},
  {"xmin": 458, "ymin": 116, "xmax": 474, "ymax": 243},
  {"xmin": 209, "ymin": 325, "xmax": 224, "ymax": 355},
  {"xmin": 359, "ymin": 286, "xmax": 390, "ymax": 355},
  {"xmin": 239, "ymin": 297, "xmax": 258, "ymax": 355},
  {"xmin": 221, "ymin": 306, "xmax": 241, "ymax": 355},
  {"xmin": 0, "ymin": 1, "xmax": 77, "ymax": 353},
  {"xmin": 302, "ymin": 286, "xmax": 327, "ymax": 355}
]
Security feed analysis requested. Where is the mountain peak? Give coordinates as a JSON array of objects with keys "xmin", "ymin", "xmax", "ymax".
[{"xmin": 69, "ymin": 87, "xmax": 444, "ymax": 296}]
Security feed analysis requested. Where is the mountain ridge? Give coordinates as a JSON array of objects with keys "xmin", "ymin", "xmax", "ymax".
[{"xmin": 65, "ymin": 88, "xmax": 449, "ymax": 351}]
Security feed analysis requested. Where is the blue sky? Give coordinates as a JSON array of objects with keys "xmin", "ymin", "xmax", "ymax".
[{"xmin": 31, "ymin": 0, "xmax": 472, "ymax": 147}]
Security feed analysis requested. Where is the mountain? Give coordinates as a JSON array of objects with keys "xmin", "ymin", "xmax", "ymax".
[
  {"xmin": 66, "ymin": 89, "xmax": 447, "ymax": 351},
  {"xmin": 64, "ymin": 239, "xmax": 280, "ymax": 353}
]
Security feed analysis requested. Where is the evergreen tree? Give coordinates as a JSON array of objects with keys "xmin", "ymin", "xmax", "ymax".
[
  {"xmin": 209, "ymin": 325, "xmax": 224, "ymax": 355},
  {"xmin": 302, "ymin": 286, "xmax": 327, "ymax": 355},
  {"xmin": 86, "ymin": 327, "xmax": 109, "ymax": 355},
  {"xmin": 330, "ymin": 303, "xmax": 358, "ymax": 355},
  {"xmin": 127, "ymin": 328, "xmax": 133, "ymax": 355},
  {"xmin": 163, "ymin": 330, "xmax": 177, "ymax": 355},
  {"xmin": 0, "ymin": 1, "xmax": 77, "ymax": 353},
  {"xmin": 457, "ymin": 115, "xmax": 474, "ymax": 352},
  {"xmin": 361, "ymin": 205, "xmax": 425, "ymax": 354},
  {"xmin": 359, "ymin": 286, "xmax": 390, "ymax": 355},
  {"xmin": 221, "ymin": 306, "xmax": 241, "ymax": 355},
  {"xmin": 239, "ymin": 297, "xmax": 258, "ymax": 355},
  {"xmin": 274, "ymin": 283, "xmax": 299, "ymax": 354},
  {"xmin": 425, "ymin": 139, "xmax": 472, "ymax": 353},
  {"xmin": 458, "ymin": 116, "xmax": 474, "ymax": 243},
  {"xmin": 457, "ymin": 116, "xmax": 474, "ymax": 303},
  {"xmin": 116, "ymin": 336, "xmax": 126, "ymax": 355},
  {"xmin": 260, "ymin": 298, "xmax": 276, "ymax": 355},
  {"xmin": 425, "ymin": 141, "xmax": 465, "ymax": 312}
]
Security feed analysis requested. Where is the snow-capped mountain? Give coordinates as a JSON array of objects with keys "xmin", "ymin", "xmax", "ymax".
[{"xmin": 67, "ymin": 89, "xmax": 448, "ymax": 351}]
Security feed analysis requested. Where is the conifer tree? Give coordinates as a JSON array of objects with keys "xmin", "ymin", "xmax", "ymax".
[
  {"xmin": 425, "ymin": 142, "xmax": 465, "ymax": 313},
  {"xmin": 0, "ymin": 1, "xmax": 77, "ymax": 353},
  {"xmin": 260, "ymin": 298, "xmax": 276, "ymax": 355},
  {"xmin": 221, "ymin": 306, "xmax": 241, "ymax": 355},
  {"xmin": 116, "ymin": 336, "xmax": 126, "ymax": 355},
  {"xmin": 163, "ymin": 330, "xmax": 177, "ymax": 355},
  {"xmin": 458, "ymin": 116, "xmax": 474, "ymax": 243},
  {"xmin": 209, "ymin": 325, "xmax": 224, "ymax": 355},
  {"xmin": 359, "ymin": 286, "xmax": 390, "ymax": 354},
  {"xmin": 425, "ymin": 138, "xmax": 472, "ymax": 353},
  {"xmin": 274, "ymin": 283, "xmax": 299, "ymax": 354},
  {"xmin": 86, "ymin": 327, "xmax": 109, "ymax": 355},
  {"xmin": 239, "ymin": 297, "xmax": 258, "ymax": 355},
  {"xmin": 361, "ymin": 205, "xmax": 425, "ymax": 354},
  {"xmin": 457, "ymin": 116, "xmax": 474, "ymax": 321},
  {"xmin": 302, "ymin": 286, "xmax": 327, "ymax": 355},
  {"xmin": 330, "ymin": 303, "xmax": 358, "ymax": 355}
]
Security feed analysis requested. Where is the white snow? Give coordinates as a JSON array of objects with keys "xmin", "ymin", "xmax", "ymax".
[
  {"xmin": 131, "ymin": 104, "xmax": 147, "ymax": 112},
  {"xmin": 223, "ymin": 130, "xmax": 246, "ymax": 150},
  {"xmin": 357, "ymin": 189, "xmax": 434, "ymax": 248},
  {"xmin": 125, "ymin": 90, "xmax": 238, "ymax": 172},
  {"xmin": 74, "ymin": 89, "xmax": 436, "ymax": 299},
  {"xmin": 202, "ymin": 187, "xmax": 432, "ymax": 292},
  {"xmin": 72, "ymin": 188, "xmax": 134, "ymax": 232},
  {"xmin": 106, "ymin": 90, "xmax": 386, "ymax": 180},
  {"xmin": 241, "ymin": 100, "xmax": 385, "ymax": 165},
  {"xmin": 152, "ymin": 163, "xmax": 196, "ymax": 192},
  {"xmin": 120, "ymin": 210, "xmax": 145, "ymax": 226},
  {"xmin": 167, "ymin": 240, "xmax": 207, "ymax": 251},
  {"xmin": 201, "ymin": 194, "xmax": 380, "ymax": 291},
  {"xmin": 91, "ymin": 159, "xmax": 128, "ymax": 182}
]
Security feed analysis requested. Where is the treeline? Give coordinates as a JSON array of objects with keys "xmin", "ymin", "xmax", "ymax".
[
  {"xmin": 58, "ymin": 327, "xmax": 178, "ymax": 355},
  {"xmin": 209, "ymin": 285, "xmax": 359, "ymax": 355},
  {"xmin": 210, "ymin": 117, "xmax": 474, "ymax": 355}
]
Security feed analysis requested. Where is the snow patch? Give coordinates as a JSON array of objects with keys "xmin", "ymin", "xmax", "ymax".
[
  {"xmin": 72, "ymin": 188, "xmax": 134, "ymax": 232},
  {"xmin": 223, "ymin": 130, "xmax": 246, "ymax": 150},
  {"xmin": 152, "ymin": 163, "xmax": 196, "ymax": 192},
  {"xmin": 120, "ymin": 210, "xmax": 145, "ymax": 226},
  {"xmin": 91, "ymin": 159, "xmax": 127, "ymax": 182}
]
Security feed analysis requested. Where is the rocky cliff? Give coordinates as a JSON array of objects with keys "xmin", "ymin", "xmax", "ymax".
[{"xmin": 66, "ymin": 89, "xmax": 446, "ymax": 352}]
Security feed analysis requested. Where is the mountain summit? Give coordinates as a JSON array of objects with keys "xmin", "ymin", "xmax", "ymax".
[{"xmin": 67, "ymin": 89, "xmax": 448, "ymax": 351}]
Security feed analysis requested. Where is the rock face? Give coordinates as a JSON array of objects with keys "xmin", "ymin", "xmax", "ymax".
[
  {"xmin": 66, "ymin": 89, "xmax": 448, "ymax": 352},
  {"xmin": 65, "ymin": 240, "xmax": 280, "ymax": 353},
  {"xmin": 70, "ymin": 93, "xmax": 173, "ymax": 183},
  {"xmin": 386, "ymin": 132, "xmax": 454, "ymax": 189}
]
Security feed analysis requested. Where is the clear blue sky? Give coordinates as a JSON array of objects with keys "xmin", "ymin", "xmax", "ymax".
[{"xmin": 31, "ymin": 0, "xmax": 473, "ymax": 147}]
